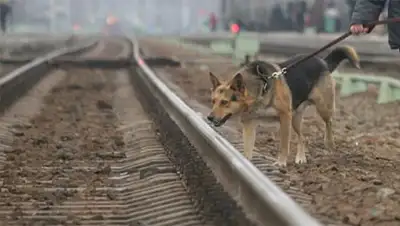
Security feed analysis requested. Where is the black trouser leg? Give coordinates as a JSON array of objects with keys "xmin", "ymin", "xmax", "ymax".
[
  {"xmin": 0, "ymin": 4, "xmax": 10, "ymax": 33},
  {"xmin": 0, "ymin": 6, "xmax": 5, "ymax": 33},
  {"xmin": 0, "ymin": 6, "xmax": 6, "ymax": 33}
]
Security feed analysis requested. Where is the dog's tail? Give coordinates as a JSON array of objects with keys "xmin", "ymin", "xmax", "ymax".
[{"xmin": 324, "ymin": 45, "xmax": 361, "ymax": 72}]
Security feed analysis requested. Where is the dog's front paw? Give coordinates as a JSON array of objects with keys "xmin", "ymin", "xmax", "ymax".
[
  {"xmin": 295, "ymin": 153, "xmax": 307, "ymax": 164},
  {"xmin": 324, "ymin": 140, "xmax": 335, "ymax": 151},
  {"xmin": 243, "ymin": 152, "xmax": 253, "ymax": 161},
  {"xmin": 273, "ymin": 158, "xmax": 287, "ymax": 167}
]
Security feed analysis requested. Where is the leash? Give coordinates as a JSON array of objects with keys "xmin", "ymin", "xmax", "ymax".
[{"xmin": 270, "ymin": 17, "xmax": 400, "ymax": 78}]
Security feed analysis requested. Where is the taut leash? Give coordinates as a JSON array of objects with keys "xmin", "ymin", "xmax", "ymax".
[{"xmin": 271, "ymin": 17, "xmax": 400, "ymax": 77}]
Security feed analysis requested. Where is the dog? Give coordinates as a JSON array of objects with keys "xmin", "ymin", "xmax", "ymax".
[{"xmin": 207, "ymin": 45, "xmax": 360, "ymax": 166}]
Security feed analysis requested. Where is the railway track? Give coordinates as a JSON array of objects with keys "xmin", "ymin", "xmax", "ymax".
[
  {"xmin": 0, "ymin": 35, "xmax": 321, "ymax": 226},
  {"xmin": 0, "ymin": 36, "xmax": 74, "ymax": 80}
]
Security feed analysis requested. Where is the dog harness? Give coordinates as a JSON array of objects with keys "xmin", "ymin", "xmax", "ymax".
[{"xmin": 256, "ymin": 65, "xmax": 286, "ymax": 96}]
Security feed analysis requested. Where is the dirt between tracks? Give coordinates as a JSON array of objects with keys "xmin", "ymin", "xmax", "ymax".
[
  {"xmin": 141, "ymin": 39, "xmax": 400, "ymax": 226},
  {"xmin": 0, "ymin": 64, "xmax": 20, "ymax": 76},
  {"xmin": 0, "ymin": 69, "xmax": 122, "ymax": 224}
]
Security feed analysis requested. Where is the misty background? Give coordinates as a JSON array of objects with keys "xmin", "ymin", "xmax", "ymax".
[{"xmin": 5, "ymin": 0, "xmax": 387, "ymax": 35}]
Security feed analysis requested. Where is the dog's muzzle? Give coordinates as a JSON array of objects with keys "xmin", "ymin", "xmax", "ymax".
[{"xmin": 207, "ymin": 113, "xmax": 232, "ymax": 127}]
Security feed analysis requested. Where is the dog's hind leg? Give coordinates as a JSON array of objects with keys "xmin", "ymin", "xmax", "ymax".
[
  {"xmin": 292, "ymin": 102, "xmax": 310, "ymax": 164},
  {"xmin": 242, "ymin": 121, "xmax": 257, "ymax": 160},
  {"xmin": 309, "ymin": 73, "xmax": 336, "ymax": 150}
]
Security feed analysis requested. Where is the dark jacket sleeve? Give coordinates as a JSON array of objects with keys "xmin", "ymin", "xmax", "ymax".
[{"xmin": 350, "ymin": 0, "xmax": 386, "ymax": 25}]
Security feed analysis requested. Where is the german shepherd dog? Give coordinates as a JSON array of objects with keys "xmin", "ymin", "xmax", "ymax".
[{"xmin": 207, "ymin": 46, "xmax": 360, "ymax": 166}]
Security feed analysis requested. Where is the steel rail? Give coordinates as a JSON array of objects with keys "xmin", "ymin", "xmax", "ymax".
[
  {"xmin": 0, "ymin": 36, "xmax": 99, "ymax": 64},
  {"xmin": 0, "ymin": 39, "xmax": 98, "ymax": 114},
  {"xmin": 0, "ymin": 36, "xmax": 180, "ymax": 69},
  {"xmin": 131, "ymin": 36, "xmax": 322, "ymax": 226}
]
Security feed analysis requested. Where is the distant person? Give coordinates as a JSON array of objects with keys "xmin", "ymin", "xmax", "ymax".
[
  {"xmin": 286, "ymin": 2, "xmax": 297, "ymax": 31},
  {"xmin": 269, "ymin": 3, "xmax": 286, "ymax": 31},
  {"xmin": 296, "ymin": 1, "xmax": 308, "ymax": 32},
  {"xmin": 310, "ymin": 0, "xmax": 325, "ymax": 33},
  {"xmin": 349, "ymin": 0, "xmax": 399, "ymax": 50},
  {"xmin": 209, "ymin": 12, "xmax": 217, "ymax": 32},
  {"xmin": 324, "ymin": 1, "xmax": 340, "ymax": 33},
  {"xmin": 0, "ymin": 0, "xmax": 11, "ymax": 33}
]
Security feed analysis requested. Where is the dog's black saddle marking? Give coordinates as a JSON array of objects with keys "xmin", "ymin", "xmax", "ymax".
[
  {"xmin": 246, "ymin": 57, "xmax": 329, "ymax": 109},
  {"xmin": 278, "ymin": 55, "xmax": 328, "ymax": 109}
]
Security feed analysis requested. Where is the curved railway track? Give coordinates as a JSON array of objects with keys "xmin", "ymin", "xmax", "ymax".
[
  {"xmin": 0, "ymin": 35, "xmax": 322, "ymax": 226},
  {"xmin": 0, "ymin": 37, "xmax": 74, "ymax": 80}
]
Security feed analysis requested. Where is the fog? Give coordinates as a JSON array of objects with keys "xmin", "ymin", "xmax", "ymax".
[
  {"xmin": 5, "ymin": 0, "xmax": 219, "ymax": 34},
  {"xmin": 5, "ymin": 0, "xmax": 385, "ymax": 35}
]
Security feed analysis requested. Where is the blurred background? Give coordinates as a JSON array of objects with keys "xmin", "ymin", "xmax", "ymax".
[{"xmin": 3, "ymin": 0, "xmax": 390, "ymax": 36}]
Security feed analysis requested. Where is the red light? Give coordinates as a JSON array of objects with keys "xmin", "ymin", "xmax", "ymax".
[
  {"xmin": 198, "ymin": 9, "xmax": 206, "ymax": 15},
  {"xmin": 107, "ymin": 16, "xmax": 118, "ymax": 25},
  {"xmin": 73, "ymin": 24, "xmax": 81, "ymax": 31},
  {"xmin": 231, "ymin": 23, "xmax": 240, "ymax": 34},
  {"xmin": 138, "ymin": 58, "xmax": 144, "ymax": 66}
]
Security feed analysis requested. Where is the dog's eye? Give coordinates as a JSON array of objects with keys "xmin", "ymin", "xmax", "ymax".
[
  {"xmin": 220, "ymin": 100, "xmax": 229, "ymax": 106},
  {"xmin": 231, "ymin": 95, "xmax": 237, "ymax": 101}
]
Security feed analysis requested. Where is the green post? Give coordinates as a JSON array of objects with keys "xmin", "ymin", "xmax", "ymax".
[
  {"xmin": 324, "ymin": 16, "xmax": 336, "ymax": 33},
  {"xmin": 377, "ymin": 82, "xmax": 391, "ymax": 104}
]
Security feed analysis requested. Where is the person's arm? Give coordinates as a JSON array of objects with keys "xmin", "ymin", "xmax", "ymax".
[
  {"xmin": 350, "ymin": 0, "xmax": 386, "ymax": 34},
  {"xmin": 351, "ymin": 0, "xmax": 386, "ymax": 24}
]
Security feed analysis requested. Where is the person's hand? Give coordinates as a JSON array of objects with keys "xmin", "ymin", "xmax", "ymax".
[{"xmin": 350, "ymin": 24, "xmax": 370, "ymax": 35}]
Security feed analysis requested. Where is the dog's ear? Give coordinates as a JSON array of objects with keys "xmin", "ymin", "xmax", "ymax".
[
  {"xmin": 229, "ymin": 73, "xmax": 245, "ymax": 93},
  {"xmin": 209, "ymin": 72, "xmax": 221, "ymax": 90}
]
